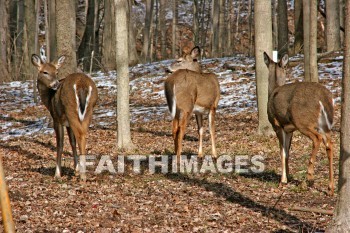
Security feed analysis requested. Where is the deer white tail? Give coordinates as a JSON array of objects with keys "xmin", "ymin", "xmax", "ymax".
[
  {"xmin": 73, "ymin": 84, "xmax": 93, "ymax": 122},
  {"xmin": 319, "ymin": 100, "xmax": 333, "ymax": 132}
]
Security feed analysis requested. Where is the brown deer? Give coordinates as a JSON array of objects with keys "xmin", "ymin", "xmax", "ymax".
[
  {"xmin": 31, "ymin": 54, "xmax": 98, "ymax": 181},
  {"xmin": 164, "ymin": 46, "xmax": 220, "ymax": 162},
  {"xmin": 263, "ymin": 52, "xmax": 334, "ymax": 195}
]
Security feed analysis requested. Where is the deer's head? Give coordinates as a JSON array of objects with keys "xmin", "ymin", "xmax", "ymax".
[
  {"xmin": 263, "ymin": 52, "xmax": 289, "ymax": 95},
  {"xmin": 167, "ymin": 46, "xmax": 201, "ymax": 73},
  {"xmin": 31, "ymin": 54, "xmax": 66, "ymax": 90}
]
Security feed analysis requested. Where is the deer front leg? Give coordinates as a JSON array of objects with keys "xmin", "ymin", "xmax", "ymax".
[
  {"xmin": 195, "ymin": 113, "xmax": 204, "ymax": 158},
  {"xmin": 276, "ymin": 129, "xmax": 292, "ymax": 184},
  {"xmin": 54, "ymin": 123, "xmax": 64, "ymax": 179}
]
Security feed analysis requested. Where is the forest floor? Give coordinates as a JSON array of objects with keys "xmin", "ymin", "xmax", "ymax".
[{"xmin": 0, "ymin": 54, "xmax": 343, "ymax": 232}]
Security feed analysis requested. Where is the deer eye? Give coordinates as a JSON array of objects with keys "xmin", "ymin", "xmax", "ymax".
[{"xmin": 43, "ymin": 71, "xmax": 49, "ymax": 75}]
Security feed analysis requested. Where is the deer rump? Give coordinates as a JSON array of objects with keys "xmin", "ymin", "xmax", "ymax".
[
  {"xmin": 53, "ymin": 74, "xmax": 95, "ymax": 125},
  {"xmin": 268, "ymin": 82, "xmax": 334, "ymax": 134},
  {"xmin": 164, "ymin": 69, "xmax": 219, "ymax": 119}
]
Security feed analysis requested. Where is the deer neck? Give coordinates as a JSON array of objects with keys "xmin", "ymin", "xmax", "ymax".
[
  {"xmin": 37, "ymin": 81, "xmax": 57, "ymax": 112},
  {"xmin": 268, "ymin": 64, "xmax": 285, "ymax": 97}
]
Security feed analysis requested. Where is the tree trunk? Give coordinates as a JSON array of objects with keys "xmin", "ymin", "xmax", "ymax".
[
  {"xmin": 102, "ymin": 0, "xmax": 116, "ymax": 70},
  {"xmin": 0, "ymin": 0, "xmax": 10, "ymax": 83},
  {"xmin": 115, "ymin": 0, "xmax": 135, "ymax": 150},
  {"xmin": 48, "ymin": 0, "xmax": 56, "ymax": 60},
  {"xmin": 159, "ymin": 0, "xmax": 166, "ymax": 59},
  {"xmin": 141, "ymin": 0, "xmax": 154, "ymax": 63},
  {"xmin": 278, "ymin": 0, "xmax": 288, "ymax": 56},
  {"xmin": 56, "ymin": 0, "xmax": 77, "ymax": 78},
  {"xmin": 309, "ymin": 0, "xmax": 318, "ymax": 82},
  {"xmin": 254, "ymin": 0, "xmax": 274, "ymax": 135},
  {"xmin": 218, "ymin": 0, "xmax": 225, "ymax": 57},
  {"xmin": 127, "ymin": 0, "xmax": 139, "ymax": 65},
  {"xmin": 303, "ymin": 0, "xmax": 310, "ymax": 81},
  {"xmin": 293, "ymin": 0, "xmax": 303, "ymax": 55},
  {"xmin": 339, "ymin": 0, "xmax": 345, "ymax": 45},
  {"xmin": 227, "ymin": 0, "xmax": 233, "ymax": 56},
  {"xmin": 172, "ymin": 0, "xmax": 177, "ymax": 57},
  {"xmin": 248, "ymin": 0, "xmax": 253, "ymax": 56},
  {"xmin": 22, "ymin": 0, "xmax": 36, "ymax": 81},
  {"xmin": 326, "ymin": 1, "xmax": 350, "ymax": 231},
  {"xmin": 272, "ymin": 0, "xmax": 278, "ymax": 49},
  {"xmin": 193, "ymin": 0, "xmax": 199, "ymax": 45},
  {"xmin": 77, "ymin": 0, "xmax": 95, "ymax": 71},
  {"xmin": 211, "ymin": 0, "xmax": 219, "ymax": 57},
  {"xmin": 326, "ymin": 0, "xmax": 341, "ymax": 51}
]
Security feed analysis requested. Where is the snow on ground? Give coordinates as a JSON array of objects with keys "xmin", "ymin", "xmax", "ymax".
[{"xmin": 0, "ymin": 55, "xmax": 343, "ymax": 141}]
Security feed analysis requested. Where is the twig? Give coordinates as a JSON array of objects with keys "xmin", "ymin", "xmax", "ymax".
[
  {"xmin": 267, "ymin": 190, "xmax": 285, "ymax": 224},
  {"xmin": 290, "ymin": 206, "xmax": 333, "ymax": 215}
]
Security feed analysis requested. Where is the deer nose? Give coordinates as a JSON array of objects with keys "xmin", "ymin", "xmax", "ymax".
[
  {"xmin": 165, "ymin": 68, "xmax": 173, "ymax": 73},
  {"xmin": 50, "ymin": 80, "xmax": 60, "ymax": 90}
]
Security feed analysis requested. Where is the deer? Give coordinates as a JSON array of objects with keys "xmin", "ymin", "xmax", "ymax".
[
  {"xmin": 164, "ymin": 46, "xmax": 220, "ymax": 163},
  {"xmin": 31, "ymin": 54, "xmax": 98, "ymax": 181},
  {"xmin": 263, "ymin": 52, "xmax": 334, "ymax": 195}
]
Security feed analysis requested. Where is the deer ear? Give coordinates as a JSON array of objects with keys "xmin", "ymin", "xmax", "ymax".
[
  {"xmin": 263, "ymin": 52, "xmax": 271, "ymax": 67},
  {"xmin": 31, "ymin": 54, "xmax": 43, "ymax": 69},
  {"xmin": 190, "ymin": 46, "xmax": 201, "ymax": 59},
  {"xmin": 55, "ymin": 55, "xmax": 66, "ymax": 69},
  {"xmin": 280, "ymin": 54, "xmax": 289, "ymax": 68}
]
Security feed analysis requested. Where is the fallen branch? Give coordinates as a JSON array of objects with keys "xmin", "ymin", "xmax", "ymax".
[{"xmin": 290, "ymin": 206, "xmax": 333, "ymax": 215}]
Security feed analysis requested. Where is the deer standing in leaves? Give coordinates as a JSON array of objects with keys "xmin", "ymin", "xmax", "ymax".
[
  {"xmin": 164, "ymin": 47, "xmax": 220, "ymax": 162},
  {"xmin": 264, "ymin": 52, "xmax": 334, "ymax": 195},
  {"xmin": 31, "ymin": 54, "xmax": 98, "ymax": 181}
]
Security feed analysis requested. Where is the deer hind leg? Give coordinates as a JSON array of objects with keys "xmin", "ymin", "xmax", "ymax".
[
  {"xmin": 322, "ymin": 132, "xmax": 334, "ymax": 195},
  {"xmin": 195, "ymin": 113, "xmax": 204, "ymax": 158},
  {"xmin": 175, "ymin": 111, "xmax": 190, "ymax": 163},
  {"xmin": 276, "ymin": 129, "xmax": 293, "ymax": 184},
  {"xmin": 300, "ymin": 129, "xmax": 322, "ymax": 186},
  {"xmin": 172, "ymin": 116, "xmax": 179, "ymax": 154},
  {"xmin": 70, "ymin": 125, "xmax": 87, "ymax": 182},
  {"xmin": 209, "ymin": 109, "xmax": 217, "ymax": 158},
  {"xmin": 67, "ymin": 127, "xmax": 79, "ymax": 172},
  {"xmin": 54, "ymin": 123, "xmax": 64, "ymax": 179}
]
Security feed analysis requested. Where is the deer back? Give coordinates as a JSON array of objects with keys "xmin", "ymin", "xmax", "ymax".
[{"xmin": 264, "ymin": 52, "xmax": 334, "ymax": 133}]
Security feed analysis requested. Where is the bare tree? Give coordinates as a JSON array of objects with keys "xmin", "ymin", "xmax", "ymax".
[
  {"xmin": 309, "ymin": 0, "xmax": 318, "ymax": 82},
  {"xmin": 56, "ymin": 0, "xmax": 77, "ymax": 78},
  {"xmin": 278, "ymin": 0, "xmax": 288, "ymax": 56},
  {"xmin": 293, "ymin": 0, "xmax": 303, "ymax": 54},
  {"xmin": 159, "ymin": 0, "xmax": 167, "ymax": 59},
  {"xmin": 141, "ymin": 0, "xmax": 154, "ymax": 62},
  {"xmin": 326, "ymin": 0, "xmax": 341, "ymax": 51},
  {"xmin": 303, "ymin": 0, "xmax": 310, "ymax": 80},
  {"xmin": 193, "ymin": 0, "xmax": 199, "ymax": 45},
  {"xmin": 172, "ymin": 0, "xmax": 177, "ymax": 56},
  {"xmin": 211, "ymin": 0, "xmax": 219, "ymax": 57},
  {"xmin": 127, "ymin": 0, "xmax": 139, "ymax": 65},
  {"xmin": 115, "ymin": 0, "xmax": 134, "ymax": 150},
  {"xmin": 254, "ymin": 0, "xmax": 274, "ymax": 135},
  {"xmin": 102, "ymin": 0, "xmax": 116, "ymax": 70},
  {"xmin": 326, "ymin": 1, "xmax": 350, "ymax": 231},
  {"xmin": 0, "ymin": 0, "xmax": 10, "ymax": 82},
  {"xmin": 48, "ymin": 0, "xmax": 56, "ymax": 60}
]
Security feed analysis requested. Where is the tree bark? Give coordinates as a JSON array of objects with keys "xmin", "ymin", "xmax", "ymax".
[
  {"xmin": 211, "ymin": 0, "xmax": 219, "ymax": 57},
  {"xmin": 303, "ymin": 0, "xmax": 310, "ymax": 81},
  {"xmin": 127, "ymin": 0, "xmax": 139, "ymax": 66},
  {"xmin": 326, "ymin": 0, "xmax": 341, "ymax": 51},
  {"xmin": 309, "ymin": 0, "xmax": 318, "ymax": 82},
  {"xmin": 293, "ymin": 0, "xmax": 303, "ymax": 55},
  {"xmin": 254, "ymin": 0, "xmax": 274, "ymax": 135},
  {"xmin": 48, "ymin": 0, "xmax": 56, "ymax": 60},
  {"xmin": 102, "ymin": 0, "xmax": 116, "ymax": 70},
  {"xmin": 172, "ymin": 0, "xmax": 177, "ymax": 57},
  {"xmin": 193, "ymin": 0, "xmax": 199, "ymax": 45},
  {"xmin": 326, "ymin": 0, "xmax": 350, "ymax": 231},
  {"xmin": 56, "ymin": 0, "xmax": 77, "ymax": 78},
  {"xmin": 115, "ymin": 0, "xmax": 135, "ymax": 150},
  {"xmin": 0, "ymin": 0, "xmax": 10, "ymax": 83},
  {"xmin": 141, "ymin": 0, "xmax": 153, "ymax": 63},
  {"xmin": 278, "ymin": 0, "xmax": 289, "ymax": 56},
  {"xmin": 159, "ymin": 0, "xmax": 166, "ymax": 59},
  {"xmin": 22, "ymin": 0, "xmax": 36, "ymax": 81}
]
